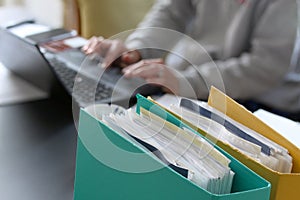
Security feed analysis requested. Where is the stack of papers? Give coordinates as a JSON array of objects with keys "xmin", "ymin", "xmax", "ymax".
[
  {"xmin": 153, "ymin": 92, "xmax": 299, "ymax": 173},
  {"xmin": 168, "ymin": 99, "xmax": 293, "ymax": 173},
  {"xmin": 92, "ymin": 104, "xmax": 235, "ymax": 194}
]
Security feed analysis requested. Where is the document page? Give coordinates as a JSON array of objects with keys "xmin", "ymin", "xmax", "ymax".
[
  {"xmin": 254, "ymin": 109, "xmax": 300, "ymax": 148},
  {"xmin": 169, "ymin": 98, "xmax": 293, "ymax": 173}
]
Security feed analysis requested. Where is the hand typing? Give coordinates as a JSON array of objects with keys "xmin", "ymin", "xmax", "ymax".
[
  {"xmin": 123, "ymin": 58, "xmax": 179, "ymax": 94},
  {"xmin": 82, "ymin": 36, "xmax": 141, "ymax": 68}
]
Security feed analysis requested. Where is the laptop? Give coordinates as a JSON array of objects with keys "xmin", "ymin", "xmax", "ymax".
[{"xmin": 0, "ymin": 27, "xmax": 159, "ymax": 108}]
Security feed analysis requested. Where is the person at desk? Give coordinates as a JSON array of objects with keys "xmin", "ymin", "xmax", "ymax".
[{"xmin": 82, "ymin": 0, "xmax": 300, "ymax": 120}]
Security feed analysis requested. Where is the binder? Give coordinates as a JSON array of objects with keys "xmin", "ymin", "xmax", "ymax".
[
  {"xmin": 204, "ymin": 87, "xmax": 300, "ymax": 200},
  {"xmin": 73, "ymin": 96, "xmax": 270, "ymax": 200}
]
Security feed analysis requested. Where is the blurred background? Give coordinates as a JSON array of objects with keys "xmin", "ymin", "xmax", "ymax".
[{"xmin": 0, "ymin": 0, "xmax": 63, "ymax": 27}]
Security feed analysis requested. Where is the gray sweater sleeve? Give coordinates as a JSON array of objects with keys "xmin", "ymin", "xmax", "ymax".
[
  {"xmin": 177, "ymin": 0, "xmax": 297, "ymax": 100},
  {"xmin": 125, "ymin": 0, "xmax": 193, "ymax": 58}
]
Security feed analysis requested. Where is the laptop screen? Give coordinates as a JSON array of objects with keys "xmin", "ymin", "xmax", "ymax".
[{"xmin": 0, "ymin": 28, "xmax": 57, "ymax": 93}]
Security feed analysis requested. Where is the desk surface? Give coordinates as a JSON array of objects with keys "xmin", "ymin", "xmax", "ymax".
[
  {"xmin": 0, "ymin": 63, "xmax": 48, "ymax": 106},
  {"xmin": 0, "ymin": 98, "xmax": 77, "ymax": 200}
]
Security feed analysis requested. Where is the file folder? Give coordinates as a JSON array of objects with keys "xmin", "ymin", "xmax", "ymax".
[
  {"xmin": 73, "ymin": 96, "xmax": 271, "ymax": 200},
  {"xmin": 204, "ymin": 87, "xmax": 300, "ymax": 200}
]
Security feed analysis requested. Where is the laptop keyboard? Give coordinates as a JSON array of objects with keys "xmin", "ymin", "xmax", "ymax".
[{"xmin": 46, "ymin": 55, "xmax": 113, "ymax": 106}]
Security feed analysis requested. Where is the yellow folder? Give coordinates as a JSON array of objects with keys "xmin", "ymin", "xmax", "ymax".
[{"xmin": 207, "ymin": 86, "xmax": 300, "ymax": 200}]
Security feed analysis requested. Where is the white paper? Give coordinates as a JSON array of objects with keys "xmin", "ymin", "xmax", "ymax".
[
  {"xmin": 9, "ymin": 23, "xmax": 50, "ymax": 38},
  {"xmin": 152, "ymin": 94, "xmax": 181, "ymax": 108},
  {"xmin": 63, "ymin": 37, "xmax": 88, "ymax": 48},
  {"xmin": 154, "ymin": 94, "xmax": 206, "ymax": 109},
  {"xmin": 254, "ymin": 109, "xmax": 300, "ymax": 148}
]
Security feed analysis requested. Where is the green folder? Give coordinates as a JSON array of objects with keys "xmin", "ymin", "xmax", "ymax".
[{"xmin": 73, "ymin": 94, "xmax": 271, "ymax": 200}]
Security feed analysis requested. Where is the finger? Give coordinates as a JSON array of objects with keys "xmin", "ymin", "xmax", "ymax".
[
  {"xmin": 126, "ymin": 64, "xmax": 164, "ymax": 79},
  {"xmin": 82, "ymin": 36, "xmax": 98, "ymax": 53},
  {"xmin": 85, "ymin": 37, "xmax": 104, "ymax": 54},
  {"xmin": 122, "ymin": 58, "xmax": 164, "ymax": 74},
  {"xmin": 81, "ymin": 36, "xmax": 96, "ymax": 51},
  {"xmin": 145, "ymin": 77, "xmax": 164, "ymax": 86},
  {"xmin": 82, "ymin": 37, "xmax": 98, "ymax": 54},
  {"xmin": 121, "ymin": 50, "xmax": 141, "ymax": 65},
  {"xmin": 102, "ymin": 40, "xmax": 127, "ymax": 68},
  {"xmin": 86, "ymin": 36, "xmax": 104, "ymax": 54},
  {"xmin": 122, "ymin": 60, "xmax": 146, "ymax": 74}
]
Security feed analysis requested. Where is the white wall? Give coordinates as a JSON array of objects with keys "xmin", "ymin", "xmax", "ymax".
[
  {"xmin": 0, "ymin": 0, "xmax": 63, "ymax": 28},
  {"xmin": 23, "ymin": 0, "xmax": 63, "ymax": 28}
]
